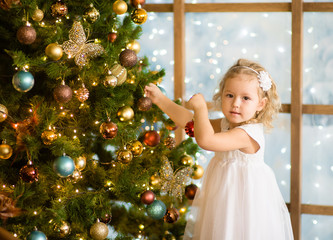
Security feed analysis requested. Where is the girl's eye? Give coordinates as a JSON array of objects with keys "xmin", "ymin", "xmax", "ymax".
[
  {"xmin": 226, "ymin": 94, "xmax": 233, "ymax": 98},
  {"xmin": 243, "ymin": 96, "xmax": 250, "ymax": 100}
]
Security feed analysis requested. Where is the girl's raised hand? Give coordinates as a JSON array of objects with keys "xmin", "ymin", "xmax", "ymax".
[
  {"xmin": 186, "ymin": 93, "xmax": 206, "ymax": 110},
  {"xmin": 144, "ymin": 83, "xmax": 164, "ymax": 104}
]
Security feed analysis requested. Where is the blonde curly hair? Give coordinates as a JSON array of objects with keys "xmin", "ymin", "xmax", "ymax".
[{"xmin": 213, "ymin": 59, "xmax": 281, "ymax": 130}]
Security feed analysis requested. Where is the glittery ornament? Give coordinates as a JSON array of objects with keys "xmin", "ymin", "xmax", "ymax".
[
  {"xmin": 20, "ymin": 161, "xmax": 38, "ymax": 183},
  {"xmin": 137, "ymin": 97, "xmax": 152, "ymax": 111},
  {"xmin": 117, "ymin": 106, "xmax": 134, "ymax": 121},
  {"xmin": 181, "ymin": 154, "xmax": 194, "ymax": 165},
  {"xmin": 0, "ymin": 0, "xmax": 20, "ymax": 11},
  {"xmin": 130, "ymin": 0, "xmax": 145, "ymax": 8},
  {"xmin": 62, "ymin": 21, "xmax": 104, "ymax": 67},
  {"xmin": 143, "ymin": 130, "xmax": 160, "ymax": 147},
  {"xmin": 74, "ymin": 156, "xmax": 86, "ymax": 171},
  {"xmin": 159, "ymin": 156, "xmax": 193, "ymax": 201},
  {"xmin": 119, "ymin": 49, "xmax": 137, "ymax": 68},
  {"xmin": 45, "ymin": 43, "xmax": 63, "ymax": 61},
  {"xmin": 185, "ymin": 120, "xmax": 194, "ymax": 137},
  {"xmin": 103, "ymin": 75, "xmax": 117, "ymax": 87},
  {"xmin": 185, "ymin": 184, "xmax": 198, "ymax": 200},
  {"xmin": 12, "ymin": 70, "xmax": 34, "ymax": 92},
  {"xmin": 53, "ymin": 155, "xmax": 75, "ymax": 177},
  {"xmin": 164, "ymin": 136, "xmax": 176, "ymax": 150},
  {"xmin": 51, "ymin": 0, "xmax": 68, "ymax": 17},
  {"xmin": 90, "ymin": 221, "xmax": 109, "ymax": 240},
  {"xmin": 41, "ymin": 129, "xmax": 58, "ymax": 145},
  {"xmin": 100, "ymin": 121, "xmax": 118, "ymax": 139},
  {"xmin": 164, "ymin": 207, "xmax": 180, "ymax": 223},
  {"xmin": 17, "ymin": 25, "xmax": 36, "ymax": 45},
  {"xmin": 126, "ymin": 40, "xmax": 140, "ymax": 54},
  {"xmin": 107, "ymin": 32, "xmax": 117, "ymax": 43},
  {"xmin": 117, "ymin": 149, "xmax": 133, "ymax": 164},
  {"xmin": 26, "ymin": 230, "xmax": 47, "ymax": 240},
  {"xmin": 131, "ymin": 8, "xmax": 147, "ymax": 25},
  {"xmin": 85, "ymin": 5, "xmax": 100, "ymax": 23},
  {"xmin": 192, "ymin": 164, "xmax": 204, "ymax": 180},
  {"xmin": 54, "ymin": 221, "xmax": 71, "ymax": 238},
  {"xmin": 112, "ymin": 0, "xmax": 128, "ymax": 15},
  {"xmin": 53, "ymin": 83, "xmax": 72, "ymax": 103},
  {"xmin": 0, "ymin": 142, "xmax": 12, "ymax": 159},
  {"xmin": 126, "ymin": 140, "xmax": 143, "ymax": 156},
  {"xmin": 165, "ymin": 118, "xmax": 177, "ymax": 131},
  {"xmin": 140, "ymin": 190, "xmax": 155, "ymax": 205},
  {"xmin": 31, "ymin": 8, "xmax": 44, "ymax": 22},
  {"xmin": 146, "ymin": 200, "xmax": 166, "ymax": 220},
  {"xmin": 0, "ymin": 104, "xmax": 8, "ymax": 122},
  {"xmin": 70, "ymin": 169, "xmax": 82, "ymax": 182},
  {"xmin": 110, "ymin": 64, "xmax": 127, "ymax": 85},
  {"xmin": 75, "ymin": 84, "xmax": 89, "ymax": 102}
]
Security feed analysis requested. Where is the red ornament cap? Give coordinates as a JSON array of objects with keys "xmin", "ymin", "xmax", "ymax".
[{"xmin": 185, "ymin": 120, "xmax": 194, "ymax": 137}]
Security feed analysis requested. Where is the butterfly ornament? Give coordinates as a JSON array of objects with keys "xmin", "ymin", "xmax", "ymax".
[
  {"xmin": 62, "ymin": 21, "xmax": 104, "ymax": 67},
  {"xmin": 159, "ymin": 156, "xmax": 193, "ymax": 201}
]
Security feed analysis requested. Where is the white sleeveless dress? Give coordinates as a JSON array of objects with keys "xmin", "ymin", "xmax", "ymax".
[{"xmin": 184, "ymin": 118, "xmax": 294, "ymax": 240}]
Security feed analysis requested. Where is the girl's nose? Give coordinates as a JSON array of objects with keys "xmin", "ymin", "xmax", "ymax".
[{"xmin": 232, "ymin": 97, "xmax": 240, "ymax": 108}]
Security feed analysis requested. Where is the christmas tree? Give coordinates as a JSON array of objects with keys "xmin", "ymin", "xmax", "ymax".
[{"xmin": 0, "ymin": 0, "xmax": 201, "ymax": 239}]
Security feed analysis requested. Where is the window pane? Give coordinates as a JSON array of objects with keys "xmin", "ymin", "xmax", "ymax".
[
  {"xmin": 265, "ymin": 113, "xmax": 291, "ymax": 202},
  {"xmin": 303, "ymin": 13, "xmax": 333, "ymax": 105},
  {"xmin": 140, "ymin": 12, "xmax": 174, "ymax": 99},
  {"xmin": 302, "ymin": 114, "xmax": 333, "ymax": 205},
  {"xmin": 302, "ymin": 214, "xmax": 333, "ymax": 240},
  {"xmin": 185, "ymin": 12, "xmax": 291, "ymax": 103}
]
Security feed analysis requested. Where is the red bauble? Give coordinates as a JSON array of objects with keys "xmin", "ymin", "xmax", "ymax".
[
  {"xmin": 163, "ymin": 207, "xmax": 180, "ymax": 223},
  {"xmin": 19, "ymin": 162, "xmax": 38, "ymax": 183},
  {"xmin": 137, "ymin": 97, "xmax": 152, "ymax": 111},
  {"xmin": 185, "ymin": 120, "xmax": 194, "ymax": 137},
  {"xmin": 16, "ymin": 25, "xmax": 36, "ymax": 45},
  {"xmin": 53, "ymin": 84, "xmax": 73, "ymax": 103},
  {"xmin": 119, "ymin": 49, "xmax": 137, "ymax": 68},
  {"xmin": 143, "ymin": 130, "xmax": 160, "ymax": 147},
  {"xmin": 130, "ymin": 0, "xmax": 145, "ymax": 7},
  {"xmin": 107, "ymin": 32, "xmax": 117, "ymax": 43},
  {"xmin": 140, "ymin": 190, "xmax": 155, "ymax": 205},
  {"xmin": 185, "ymin": 184, "xmax": 198, "ymax": 200},
  {"xmin": 100, "ymin": 121, "xmax": 118, "ymax": 139}
]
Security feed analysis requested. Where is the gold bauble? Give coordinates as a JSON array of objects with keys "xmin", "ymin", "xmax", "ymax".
[
  {"xmin": 41, "ymin": 130, "xmax": 58, "ymax": 145},
  {"xmin": 31, "ymin": 8, "xmax": 44, "ymax": 22},
  {"xmin": 85, "ymin": 6, "xmax": 100, "ymax": 23},
  {"xmin": 192, "ymin": 165, "xmax": 204, "ymax": 180},
  {"xmin": 103, "ymin": 75, "xmax": 117, "ymax": 87},
  {"xmin": 181, "ymin": 154, "xmax": 194, "ymax": 165},
  {"xmin": 126, "ymin": 140, "xmax": 143, "ymax": 156},
  {"xmin": 0, "ymin": 143, "xmax": 13, "ymax": 159},
  {"xmin": 113, "ymin": 0, "xmax": 128, "ymax": 15},
  {"xmin": 131, "ymin": 8, "xmax": 147, "ymax": 25},
  {"xmin": 110, "ymin": 64, "xmax": 127, "ymax": 86},
  {"xmin": 90, "ymin": 222, "xmax": 109, "ymax": 240},
  {"xmin": 45, "ymin": 43, "xmax": 63, "ymax": 61},
  {"xmin": 0, "ymin": 104, "xmax": 8, "ymax": 122},
  {"xmin": 117, "ymin": 106, "xmax": 134, "ymax": 121},
  {"xmin": 126, "ymin": 40, "xmax": 140, "ymax": 54},
  {"xmin": 117, "ymin": 149, "xmax": 133, "ymax": 164},
  {"xmin": 54, "ymin": 221, "xmax": 71, "ymax": 238},
  {"xmin": 74, "ymin": 156, "xmax": 87, "ymax": 171}
]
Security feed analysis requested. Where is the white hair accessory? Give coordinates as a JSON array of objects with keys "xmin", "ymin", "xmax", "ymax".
[{"xmin": 233, "ymin": 65, "xmax": 272, "ymax": 92}]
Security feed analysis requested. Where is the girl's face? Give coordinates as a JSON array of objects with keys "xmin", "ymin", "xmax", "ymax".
[{"xmin": 221, "ymin": 74, "xmax": 266, "ymax": 129}]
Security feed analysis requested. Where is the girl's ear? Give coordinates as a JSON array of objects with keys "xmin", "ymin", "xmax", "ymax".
[{"xmin": 257, "ymin": 97, "xmax": 267, "ymax": 111}]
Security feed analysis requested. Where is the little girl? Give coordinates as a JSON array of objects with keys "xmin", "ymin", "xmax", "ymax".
[{"xmin": 145, "ymin": 59, "xmax": 294, "ymax": 240}]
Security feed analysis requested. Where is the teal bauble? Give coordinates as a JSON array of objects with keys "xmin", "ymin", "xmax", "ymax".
[
  {"xmin": 53, "ymin": 155, "xmax": 75, "ymax": 177},
  {"xmin": 12, "ymin": 70, "xmax": 35, "ymax": 92},
  {"xmin": 26, "ymin": 230, "xmax": 47, "ymax": 240},
  {"xmin": 146, "ymin": 200, "xmax": 167, "ymax": 220}
]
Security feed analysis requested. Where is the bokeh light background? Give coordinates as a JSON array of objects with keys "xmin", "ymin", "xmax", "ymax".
[{"xmin": 140, "ymin": 1, "xmax": 333, "ymax": 239}]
